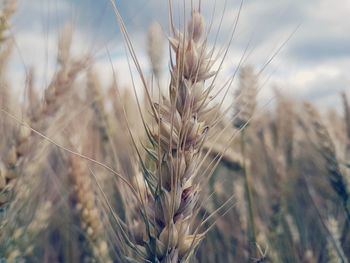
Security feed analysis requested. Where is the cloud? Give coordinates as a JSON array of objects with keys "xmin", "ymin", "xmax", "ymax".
[{"xmin": 8, "ymin": 0, "xmax": 350, "ymax": 111}]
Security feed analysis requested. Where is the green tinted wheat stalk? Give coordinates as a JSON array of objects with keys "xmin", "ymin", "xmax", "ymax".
[{"xmin": 257, "ymin": 124, "xmax": 301, "ymax": 262}]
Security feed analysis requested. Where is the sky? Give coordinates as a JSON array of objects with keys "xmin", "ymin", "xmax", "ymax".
[{"xmin": 6, "ymin": 0, "xmax": 350, "ymax": 111}]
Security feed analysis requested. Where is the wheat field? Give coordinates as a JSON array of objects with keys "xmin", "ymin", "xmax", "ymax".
[{"xmin": 0, "ymin": 0, "xmax": 349, "ymax": 262}]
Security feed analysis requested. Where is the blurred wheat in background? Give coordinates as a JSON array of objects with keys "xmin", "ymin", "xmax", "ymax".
[{"xmin": 0, "ymin": 0, "xmax": 349, "ymax": 262}]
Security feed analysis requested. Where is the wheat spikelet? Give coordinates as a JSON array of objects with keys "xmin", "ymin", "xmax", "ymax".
[
  {"xmin": 233, "ymin": 66, "xmax": 257, "ymax": 129},
  {"xmin": 255, "ymin": 123, "xmax": 298, "ymax": 262},
  {"xmin": 147, "ymin": 22, "xmax": 164, "ymax": 79}
]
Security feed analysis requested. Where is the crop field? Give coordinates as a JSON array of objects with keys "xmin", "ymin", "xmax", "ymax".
[{"xmin": 0, "ymin": 0, "xmax": 349, "ymax": 262}]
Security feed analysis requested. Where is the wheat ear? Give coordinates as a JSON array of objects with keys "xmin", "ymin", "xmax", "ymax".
[
  {"xmin": 130, "ymin": 11, "xmax": 221, "ymax": 262},
  {"xmin": 70, "ymin": 156, "xmax": 113, "ymax": 263},
  {"xmin": 304, "ymin": 102, "xmax": 350, "ymax": 221}
]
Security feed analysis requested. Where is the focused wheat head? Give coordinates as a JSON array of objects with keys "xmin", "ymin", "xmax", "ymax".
[{"xmin": 113, "ymin": 7, "xmax": 237, "ymax": 262}]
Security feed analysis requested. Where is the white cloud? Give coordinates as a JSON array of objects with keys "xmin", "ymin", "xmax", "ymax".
[{"xmin": 6, "ymin": 0, "xmax": 350, "ymax": 111}]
